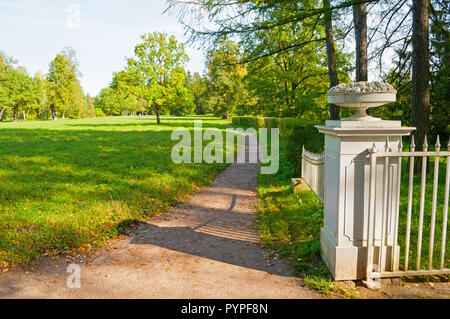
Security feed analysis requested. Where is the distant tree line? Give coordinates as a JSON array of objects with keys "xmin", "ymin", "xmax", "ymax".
[{"xmin": 0, "ymin": 48, "xmax": 96, "ymax": 122}]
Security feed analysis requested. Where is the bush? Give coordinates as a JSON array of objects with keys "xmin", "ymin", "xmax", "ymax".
[{"xmin": 231, "ymin": 116, "xmax": 265, "ymax": 129}]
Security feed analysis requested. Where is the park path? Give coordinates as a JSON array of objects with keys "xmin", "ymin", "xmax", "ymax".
[{"xmin": 0, "ymin": 127, "xmax": 320, "ymax": 298}]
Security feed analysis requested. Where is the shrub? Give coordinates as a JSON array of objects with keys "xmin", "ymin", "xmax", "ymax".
[{"xmin": 231, "ymin": 116, "xmax": 264, "ymax": 129}]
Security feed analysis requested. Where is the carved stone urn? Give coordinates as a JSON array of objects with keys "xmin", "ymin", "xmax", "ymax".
[{"xmin": 327, "ymin": 81, "xmax": 397, "ymax": 121}]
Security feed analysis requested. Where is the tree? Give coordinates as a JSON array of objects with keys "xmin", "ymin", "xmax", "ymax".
[
  {"xmin": 94, "ymin": 86, "xmax": 140, "ymax": 116},
  {"xmin": 324, "ymin": 0, "xmax": 341, "ymax": 120},
  {"xmin": 0, "ymin": 65, "xmax": 42, "ymax": 122},
  {"xmin": 46, "ymin": 49, "xmax": 83, "ymax": 120},
  {"xmin": 167, "ymin": 0, "xmax": 375, "ymax": 118},
  {"xmin": 116, "ymin": 32, "xmax": 190, "ymax": 124},
  {"xmin": 205, "ymin": 38, "xmax": 251, "ymax": 119},
  {"xmin": 411, "ymin": 0, "xmax": 430, "ymax": 151},
  {"xmin": 188, "ymin": 72, "xmax": 210, "ymax": 114},
  {"xmin": 171, "ymin": 70, "xmax": 195, "ymax": 116},
  {"xmin": 429, "ymin": 0, "xmax": 449, "ymax": 142},
  {"xmin": 0, "ymin": 52, "xmax": 17, "ymax": 120},
  {"xmin": 353, "ymin": 2, "xmax": 368, "ymax": 81},
  {"xmin": 83, "ymin": 94, "xmax": 96, "ymax": 118},
  {"xmin": 246, "ymin": 19, "xmax": 335, "ymax": 119}
]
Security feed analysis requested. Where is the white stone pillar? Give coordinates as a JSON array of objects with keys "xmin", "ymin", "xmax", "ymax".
[{"xmin": 316, "ymin": 120, "xmax": 415, "ymax": 280}]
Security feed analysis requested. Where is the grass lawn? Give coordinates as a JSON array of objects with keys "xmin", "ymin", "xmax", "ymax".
[{"xmin": 0, "ymin": 115, "xmax": 233, "ymax": 270}]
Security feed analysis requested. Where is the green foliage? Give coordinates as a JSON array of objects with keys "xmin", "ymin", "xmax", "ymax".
[
  {"xmin": 187, "ymin": 72, "xmax": 210, "ymax": 115},
  {"xmin": 94, "ymin": 86, "xmax": 141, "ymax": 116},
  {"xmin": 231, "ymin": 116, "xmax": 265, "ymax": 129},
  {"xmin": 170, "ymin": 71, "xmax": 196, "ymax": 116},
  {"xmin": 244, "ymin": 4, "xmax": 350, "ymax": 120},
  {"xmin": 0, "ymin": 61, "xmax": 43, "ymax": 121},
  {"xmin": 45, "ymin": 49, "xmax": 84, "ymax": 119},
  {"xmin": 205, "ymin": 38, "xmax": 254, "ymax": 118},
  {"xmin": 429, "ymin": 2, "xmax": 450, "ymax": 142},
  {"xmin": 114, "ymin": 32, "xmax": 192, "ymax": 123}
]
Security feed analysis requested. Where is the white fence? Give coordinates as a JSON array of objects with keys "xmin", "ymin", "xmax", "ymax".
[
  {"xmin": 365, "ymin": 136, "xmax": 450, "ymax": 282},
  {"xmin": 301, "ymin": 146, "xmax": 325, "ymax": 201}
]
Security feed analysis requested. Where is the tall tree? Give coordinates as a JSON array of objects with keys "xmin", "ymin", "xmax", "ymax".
[
  {"xmin": 46, "ymin": 50, "xmax": 83, "ymax": 120},
  {"xmin": 205, "ymin": 38, "xmax": 250, "ymax": 119},
  {"xmin": 0, "ymin": 65, "xmax": 41, "ymax": 122},
  {"xmin": 411, "ymin": 0, "xmax": 430, "ymax": 150},
  {"xmin": 429, "ymin": 0, "xmax": 449, "ymax": 142},
  {"xmin": 353, "ymin": 2, "xmax": 368, "ymax": 81},
  {"xmin": 94, "ymin": 86, "xmax": 140, "ymax": 116},
  {"xmin": 245, "ymin": 15, "xmax": 342, "ymax": 119},
  {"xmin": 188, "ymin": 72, "xmax": 210, "ymax": 114},
  {"xmin": 324, "ymin": 0, "xmax": 341, "ymax": 119},
  {"xmin": 0, "ymin": 52, "xmax": 17, "ymax": 120},
  {"xmin": 116, "ymin": 32, "xmax": 190, "ymax": 124},
  {"xmin": 168, "ymin": 0, "xmax": 373, "ymax": 118}
]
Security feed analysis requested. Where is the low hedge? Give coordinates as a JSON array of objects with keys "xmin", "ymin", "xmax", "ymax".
[
  {"xmin": 231, "ymin": 116, "xmax": 265, "ymax": 129},
  {"xmin": 231, "ymin": 116, "xmax": 324, "ymax": 175}
]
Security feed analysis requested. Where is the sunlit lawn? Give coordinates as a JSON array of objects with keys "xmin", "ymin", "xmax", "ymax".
[{"xmin": 0, "ymin": 115, "xmax": 232, "ymax": 269}]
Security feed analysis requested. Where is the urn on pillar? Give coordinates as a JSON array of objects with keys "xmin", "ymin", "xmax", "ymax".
[{"xmin": 316, "ymin": 82, "xmax": 415, "ymax": 280}]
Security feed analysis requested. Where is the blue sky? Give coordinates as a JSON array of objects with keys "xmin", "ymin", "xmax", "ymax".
[{"xmin": 0, "ymin": 0, "xmax": 206, "ymax": 96}]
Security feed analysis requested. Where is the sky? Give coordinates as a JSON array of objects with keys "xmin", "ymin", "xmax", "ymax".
[{"xmin": 0, "ymin": 0, "xmax": 206, "ymax": 96}]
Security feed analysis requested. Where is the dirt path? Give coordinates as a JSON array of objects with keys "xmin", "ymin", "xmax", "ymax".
[{"xmin": 0, "ymin": 129, "xmax": 320, "ymax": 299}]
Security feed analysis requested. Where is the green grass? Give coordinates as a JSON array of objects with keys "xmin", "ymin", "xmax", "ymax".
[{"xmin": 0, "ymin": 115, "xmax": 234, "ymax": 269}]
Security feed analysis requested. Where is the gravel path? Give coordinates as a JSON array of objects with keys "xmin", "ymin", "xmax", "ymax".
[{"xmin": 0, "ymin": 128, "xmax": 320, "ymax": 299}]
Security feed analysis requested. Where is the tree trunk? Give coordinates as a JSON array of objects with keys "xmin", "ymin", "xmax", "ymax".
[
  {"xmin": 50, "ymin": 105, "xmax": 58, "ymax": 120},
  {"xmin": 0, "ymin": 107, "xmax": 5, "ymax": 121},
  {"xmin": 155, "ymin": 110, "xmax": 161, "ymax": 124},
  {"xmin": 23, "ymin": 111, "xmax": 26, "ymax": 120},
  {"xmin": 13, "ymin": 107, "xmax": 18, "ymax": 122},
  {"xmin": 324, "ymin": 0, "xmax": 340, "ymax": 120},
  {"xmin": 62, "ymin": 110, "xmax": 65, "ymax": 119},
  {"xmin": 353, "ymin": 3, "xmax": 368, "ymax": 81},
  {"xmin": 411, "ymin": 0, "xmax": 430, "ymax": 153}
]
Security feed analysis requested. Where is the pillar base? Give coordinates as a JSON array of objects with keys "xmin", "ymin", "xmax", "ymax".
[
  {"xmin": 321, "ymin": 227, "xmax": 401, "ymax": 280},
  {"xmin": 320, "ymin": 227, "xmax": 367, "ymax": 280}
]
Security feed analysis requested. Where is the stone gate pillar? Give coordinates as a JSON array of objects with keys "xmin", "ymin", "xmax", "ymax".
[{"xmin": 316, "ymin": 82, "xmax": 415, "ymax": 280}]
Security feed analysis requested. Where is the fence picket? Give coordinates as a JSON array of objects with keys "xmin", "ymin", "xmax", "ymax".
[
  {"xmin": 405, "ymin": 135, "xmax": 415, "ymax": 271},
  {"xmin": 440, "ymin": 140, "xmax": 450, "ymax": 269},
  {"xmin": 366, "ymin": 143, "xmax": 378, "ymax": 278},
  {"xmin": 392, "ymin": 139, "xmax": 402, "ymax": 271},
  {"xmin": 428, "ymin": 136, "xmax": 441, "ymax": 269},
  {"xmin": 416, "ymin": 136, "xmax": 428, "ymax": 270},
  {"xmin": 380, "ymin": 146, "xmax": 389, "ymax": 271}
]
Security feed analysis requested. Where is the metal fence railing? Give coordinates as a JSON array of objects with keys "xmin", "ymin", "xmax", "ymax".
[{"xmin": 366, "ymin": 135, "xmax": 450, "ymax": 281}]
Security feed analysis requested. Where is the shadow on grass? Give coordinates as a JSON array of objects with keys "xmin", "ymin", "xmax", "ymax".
[{"xmin": 0, "ymin": 123, "xmax": 231, "ymax": 266}]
